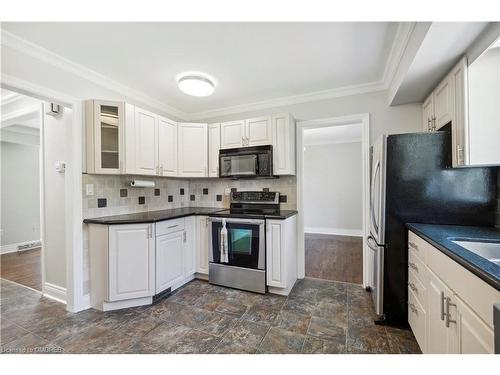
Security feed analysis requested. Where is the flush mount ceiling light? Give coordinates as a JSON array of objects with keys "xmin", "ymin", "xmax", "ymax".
[{"xmin": 176, "ymin": 72, "xmax": 216, "ymax": 97}]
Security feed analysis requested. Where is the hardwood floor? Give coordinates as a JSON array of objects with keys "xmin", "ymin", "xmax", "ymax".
[
  {"xmin": 0, "ymin": 248, "xmax": 42, "ymax": 291},
  {"xmin": 305, "ymin": 233, "xmax": 363, "ymax": 284}
]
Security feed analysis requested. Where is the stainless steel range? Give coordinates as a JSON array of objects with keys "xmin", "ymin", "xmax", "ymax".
[{"xmin": 208, "ymin": 191, "xmax": 280, "ymax": 294}]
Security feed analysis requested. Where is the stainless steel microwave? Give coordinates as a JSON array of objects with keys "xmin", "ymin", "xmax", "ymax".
[{"xmin": 219, "ymin": 145, "xmax": 273, "ymax": 178}]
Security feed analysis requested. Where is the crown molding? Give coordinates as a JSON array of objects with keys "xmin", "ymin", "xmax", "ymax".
[
  {"xmin": 1, "ymin": 91, "xmax": 22, "ymax": 106},
  {"xmin": 1, "ymin": 30, "xmax": 188, "ymax": 120}
]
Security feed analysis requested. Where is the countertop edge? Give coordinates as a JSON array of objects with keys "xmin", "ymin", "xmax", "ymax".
[{"xmin": 406, "ymin": 223, "xmax": 500, "ymax": 292}]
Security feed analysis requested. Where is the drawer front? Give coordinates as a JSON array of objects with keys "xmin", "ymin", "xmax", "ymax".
[
  {"xmin": 156, "ymin": 218, "xmax": 185, "ymax": 237},
  {"xmin": 408, "ymin": 288, "xmax": 426, "ymax": 352},
  {"xmin": 408, "ymin": 248, "xmax": 427, "ymax": 286},
  {"xmin": 408, "ymin": 268, "xmax": 427, "ymax": 311},
  {"xmin": 408, "ymin": 231, "xmax": 428, "ymax": 263}
]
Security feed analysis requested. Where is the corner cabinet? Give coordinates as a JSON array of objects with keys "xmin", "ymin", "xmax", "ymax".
[
  {"xmin": 86, "ymin": 100, "xmax": 125, "ymax": 174},
  {"xmin": 408, "ymin": 230, "xmax": 498, "ymax": 353},
  {"xmin": 178, "ymin": 122, "xmax": 208, "ymax": 177},
  {"xmin": 421, "ymin": 58, "xmax": 468, "ymax": 167},
  {"xmin": 88, "ymin": 223, "xmax": 155, "ymax": 311},
  {"xmin": 266, "ymin": 215, "xmax": 297, "ymax": 296}
]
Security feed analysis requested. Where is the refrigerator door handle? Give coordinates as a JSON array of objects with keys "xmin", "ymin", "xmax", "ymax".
[
  {"xmin": 370, "ymin": 161, "xmax": 380, "ymax": 236},
  {"xmin": 367, "ymin": 234, "xmax": 378, "ymax": 249}
]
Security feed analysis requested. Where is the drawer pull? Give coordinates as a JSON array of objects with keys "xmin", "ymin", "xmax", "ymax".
[
  {"xmin": 440, "ymin": 291, "xmax": 445, "ymax": 321},
  {"xmin": 408, "ymin": 262, "xmax": 419, "ymax": 272},
  {"xmin": 408, "ymin": 241, "xmax": 418, "ymax": 250},
  {"xmin": 408, "ymin": 282, "xmax": 418, "ymax": 293},
  {"xmin": 168, "ymin": 225, "xmax": 179, "ymax": 229}
]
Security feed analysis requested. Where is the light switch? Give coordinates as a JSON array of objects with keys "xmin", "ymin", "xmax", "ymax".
[{"xmin": 86, "ymin": 184, "xmax": 94, "ymax": 196}]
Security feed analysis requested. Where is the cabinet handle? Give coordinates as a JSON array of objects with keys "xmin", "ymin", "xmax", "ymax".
[
  {"xmin": 427, "ymin": 119, "xmax": 432, "ymax": 132},
  {"xmin": 183, "ymin": 231, "xmax": 187, "ymax": 243},
  {"xmin": 167, "ymin": 224, "xmax": 179, "ymax": 229},
  {"xmin": 156, "ymin": 165, "xmax": 159, "ymax": 175},
  {"xmin": 408, "ymin": 282, "xmax": 418, "ymax": 293},
  {"xmin": 457, "ymin": 145, "xmax": 464, "ymax": 166},
  {"xmin": 440, "ymin": 291, "xmax": 446, "ymax": 321},
  {"xmin": 432, "ymin": 116, "xmax": 437, "ymax": 131},
  {"xmin": 408, "ymin": 262, "xmax": 418, "ymax": 272},
  {"xmin": 408, "ymin": 241, "xmax": 418, "ymax": 250},
  {"xmin": 445, "ymin": 297, "xmax": 456, "ymax": 328},
  {"xmin": 160, "ymin": 165, "xmax": 164, "ymax": 175},
  {"xmin": 409, "ymin": 302, "xmax": 418, "ymax": 314}
]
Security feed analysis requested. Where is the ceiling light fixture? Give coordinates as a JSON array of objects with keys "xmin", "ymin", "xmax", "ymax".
[{"xmin": 177, "ymin": 72, "xmax": 216, "ymax": 97}]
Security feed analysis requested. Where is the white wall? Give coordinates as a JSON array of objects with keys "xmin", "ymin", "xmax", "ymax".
[
  {"xmin": 1, "ymin": 141, "xmax": 40, "ymax": 248},
  {"xmin": 303, "ymin": 141, "xmax": 362, "ymax": 235}
]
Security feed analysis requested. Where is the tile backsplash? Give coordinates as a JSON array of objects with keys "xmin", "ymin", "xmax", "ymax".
[{"xmin": 81, "ymin": 173, "xmax": 297, "ymax": 294}]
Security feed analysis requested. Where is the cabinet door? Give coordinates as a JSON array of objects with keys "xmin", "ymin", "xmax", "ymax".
[
  {"xmin": 178, "ymin": 123, "xmax": 208, "ymax": 177},
  {"xmin": 220, "ymin": 120, "xmax": 245, "ymax": 149},
  {"xmin": 427, "ymin": 270, "xmax": 458, "ymax": 353},
  {"xmin": 245, "ymin": 116, "xmax": 272, "ymax": 146},
  {"xmin": 456, "ymin": 296, "xmax": 494, "ymax": 353},
  {"xmin": 158, "ymin": 116, "xmax": 178, "ymax": 176},
  {"xmin": 108, "ymin": 224, "xmax": 155, "ymax": 301},
  {"xmin": 135, "ymin": 107, "xmax": 158, "ymax": 176},
  {"xmin": 208, "ymin": 123, "xmax": 221, "ymax": 177},
  {"xmin": 450, "ymin": 58, "xmax": 468, "ymax": 167},
  {"xmin": 434, "ymin": 76, "xmax": 453, "ymax": 130},
  {"xmin": 155, "ymin": 230, "xmax": 184, "ymax": 293},
  {"xmin": 266, "ymin": 220, "xmax": 285, "ymax": 288},
  {"xmin": 195, "ymin": 216, "xmax": 209, "ymax": 274},
  {"xmin": 422, "ymin": 94, "xmax": 434, "ymax": 132},
  {"xmin": 183, "ymin": 216, "xmax": 196, "ymax": 277},
  {"xmin": 272, "ymin": 114, "xmax": 295, "ymax": 175},
  {"xmin": 88, "ymin": 100, "xmax": 124, "ymax": 174}
]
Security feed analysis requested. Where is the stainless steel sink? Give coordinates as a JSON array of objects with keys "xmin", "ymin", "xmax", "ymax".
[{"xmin": 452, "ymin": 240, "xmax": 500, "ymax": 266}]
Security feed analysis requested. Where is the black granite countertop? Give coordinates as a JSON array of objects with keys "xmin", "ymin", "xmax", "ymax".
[
  {"xmin": 83, "ymin": 207, "xmax": 298, "ymax": 225},
  {"xmin": 407, "ymin": 223, "xmax": 500, "ymax": 291}
]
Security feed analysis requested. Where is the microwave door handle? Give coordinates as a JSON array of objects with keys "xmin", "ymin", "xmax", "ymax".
[{"xmin": 254, "ymin": 155, "xmax": 259, "ymax": 175}]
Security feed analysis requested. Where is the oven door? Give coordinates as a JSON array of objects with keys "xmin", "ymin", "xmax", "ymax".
[
  {"xmin": 220, "ymin": 154, "xmax": 258, "ymax": 177},
  {"xmin": 209, "ymin": 217, "xmax": 265, "ymax": 270}
]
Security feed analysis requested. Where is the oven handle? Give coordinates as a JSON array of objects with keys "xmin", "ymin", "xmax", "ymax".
[{"xmin": 208, "ymin": 217, "xmax": 265, "ymax": 225}]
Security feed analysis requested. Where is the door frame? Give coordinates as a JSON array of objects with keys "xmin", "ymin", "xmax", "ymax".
[
  {"xmin": 1, "ymin": 74, "xmax": 85, "ymax": 312},
  {"xmin": 296, "ymin": 113, "xmax": 370, "ymax": 287}
]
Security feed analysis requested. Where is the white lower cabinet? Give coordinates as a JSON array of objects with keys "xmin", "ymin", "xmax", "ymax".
[
  {"xmin": 195, "ymin": 216, "xmax": 210, "ymax": 275},
  {"xmin": 266, "ymin": 216, "xmax": 297, "ymax": 295},
  {"xmin": 408, "ymin": 230, "xmax": 498, "ymax": 354},
  {"xmin": 155, "ymin": 230, "xmax": 184, "ymax": 294}
]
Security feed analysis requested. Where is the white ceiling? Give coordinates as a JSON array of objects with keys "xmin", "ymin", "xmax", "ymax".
[
  {"xmin": 304, "ymin": 123, "xmax": 362, "ymax": 146},
  {"xmin": 391, "ymin": 22, "xmax": 489, "ymax": 105},
  {"xmin": 1, "ymin": 22, "xmax": 400, "ymax": 116}
]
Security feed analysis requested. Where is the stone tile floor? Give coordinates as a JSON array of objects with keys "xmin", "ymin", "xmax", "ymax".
[{"xmin": 0, "ymin": 277, "xmax": 421, "ymax": 354}]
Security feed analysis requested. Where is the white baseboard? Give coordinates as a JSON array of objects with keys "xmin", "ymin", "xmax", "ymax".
[
  {"xmin": 305, "ymin": 226, "xmax": 363, "ymax": 237},
  {"xmin": 43, "ymin": 282, "xmax": 67, "ymax": 304},
  {"xmin": 1, "ymin": 240, "xmax": 42, "ymax": 254}
]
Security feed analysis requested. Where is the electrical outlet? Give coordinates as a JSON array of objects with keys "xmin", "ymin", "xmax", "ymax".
[
  {"xmin": 86, "ymin": 184, "xmax": 94, "ymax": 196},
  {"xmin": 224, "ymin": 188, "xmax": 231, "ymax": 195}
]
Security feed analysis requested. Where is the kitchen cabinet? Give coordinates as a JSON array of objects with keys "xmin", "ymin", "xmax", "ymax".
[
  {"xmin": 178, "ymin": 122, "xmax": 208, "ymax": 177},
  {"xmin": 266, "ymin": 216, "xmax": 297, "ymax": 295},
  {"xmin": 85, "ymin": 100, "xmax": 125, "ymax": 174},
  {"xmin": 158, "ymin": 116, "xmax": 178, "ymax": 176},
  {"xmin": 183, "ymin": 216, "xmax": 196, "ymax": 276},
  {"xmin": 421, "ymin": 58, "xmax": 468, "ymax": 167},
  {"xmin": 208, "ymin": 123, "xmax": 221, "ymax": 177},
  {"xmin": 272, "ymin": 113, "xmax": 296, "ymax": 175},
  {"xmin": 245, "ymin": 116, "xmax": 272, "ymax": 146},
  {"xmin": 134, "ymin": 107, "xmax": 158, "ymax": 176},
  {"xmin": 220, "ymin": 120, "xmax": 246, "ymax": 149},
  {"xmin": 155, "ymin": 229, "xmax": 184, "ymax": 294},
  {"xmin": 195, "ymin": 216, "xmax": 210, "ymax": 275},
  {"xmin": 408, "ymin": 230, "xmax": 498, "ymax": 353}
]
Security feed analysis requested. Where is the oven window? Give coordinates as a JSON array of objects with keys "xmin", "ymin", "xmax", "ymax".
[
  {"xmin": 221, "ymin": 155, "xmax": 257, "ymax": 176},
  {"xmin": 211, "ymin": 222, "xmax": 263, "ymax": 269}
]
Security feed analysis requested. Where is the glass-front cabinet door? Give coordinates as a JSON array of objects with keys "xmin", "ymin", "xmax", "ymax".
[{"xmin": 86, "ymin": 100, "xmax": 124, "ymax": 174}]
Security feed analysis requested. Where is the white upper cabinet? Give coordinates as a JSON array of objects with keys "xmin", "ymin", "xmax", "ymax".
[
  {"xmin": 134, "ymin": 107, "xmax": 158, "ymax": 176},
  {"xmin": 208, "ymin": 123, "xmax": 221, "ymax": 177},
  {"xmin": 86, "ymin": 100, "xmax": 125, "ymax": 174},
  {"xmin": 434, "ymin": 76, "xmax": 453, "ymax": 129},
  {"xmin": 178, "ymin": 122, "xmax": 208, "ymax": 177},
  {"xmin": 158, "ymin": 116, "xmax": 178, "ymax": 176},
  {"xmin": 220, "ymin": 120, "xmax": 245, "ymax": 149},
  {"xmin": 272, "ymin": 113, "xmax": 296, "ymax": 175},
  {"xmin": 422, "ymin": 94, "xmax": 434, "ymax": 132},
  {"xmin": 245, "ymin": 116, "xmax": 272, "ymax": 146}
]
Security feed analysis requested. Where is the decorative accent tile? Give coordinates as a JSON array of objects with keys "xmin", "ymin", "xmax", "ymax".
[
  {"xmin": 262, "ymin": 188, "xmax": 270, "ymax": 192},
  {"xmin": 203, "ymin": 188, "xmax": 209, "ymax": 195},
  {"xmin": 120, "ymin": 189, "xmax": 128, "ymax": 197},
  {"xmin": 154, "ymin": 189, "xmax": 160, "ymax": 196},
  {"xmin": 138, "ymin": 196, "xmax": 145, "ymax": 205},
  {"xmin": 216, "ymin": 194, "xmax": 222, "ymax": 202},
  {"xmin": 97, "ymin": 198, "xmax": 107, "ymax": 208},
  {"xmin": 168, "ymin": 195, "xmax": 173, "ymax": 202},
  {"xmin": 279, "ymin": 195, "xmax": 287, "ymax": 203},
  {"xmin": 180, "ymin": 188, "xmax": 185, "ymax": 195},
  {"xmin": 230, "ymin": 188, "xmax": 237, "ymax": 193},
  {"xmin": 190, "ymin": 195, "xmax": 195, "ymax": 201}
]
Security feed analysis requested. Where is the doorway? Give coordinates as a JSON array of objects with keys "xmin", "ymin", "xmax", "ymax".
[
  {"xmin": 0, "ymin": 89, "xmax": 43, "ymax": 291},
  {"xmin": 296, "ymin": 114, "xmax": 370, "ymax": 286}
]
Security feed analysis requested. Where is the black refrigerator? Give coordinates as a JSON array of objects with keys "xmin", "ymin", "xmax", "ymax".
[{"xmin": 367, "ymin": 131, "xmax": 497, "ymax": 327}]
